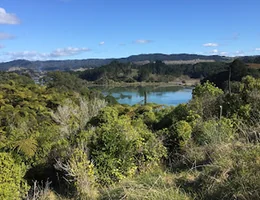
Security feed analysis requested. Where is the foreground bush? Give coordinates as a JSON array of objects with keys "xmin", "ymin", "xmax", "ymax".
[
  {"xmin": 88, "ymin": 107, "xmax": 166, "ymax": 185},
  {"xmin": 176, "ymin": 143, "xmax": 260, "ymax": 200},
  {"xmin": 101, "ymin": 171, "xmax": 192, "ymax": 200},
  {"xmin": 0, "ymin": 152, "xmax": 29, "ymax": 199}
]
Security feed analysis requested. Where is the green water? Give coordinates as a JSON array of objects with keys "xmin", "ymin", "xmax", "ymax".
[{"xmin": 91, "ymin": 85, "xmax": 193, "ymax": 106}]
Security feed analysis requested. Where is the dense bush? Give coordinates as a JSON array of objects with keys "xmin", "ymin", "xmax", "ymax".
[
  {"xmin": 87, "ymin": 107, "xmax": 166, "ymax": 185},
  {"xmin": 1, "ymin": 72, "xmax": 260, "ymax": 199},
  {"xmin": 0, "ymin": 152, "xmax": 29, "ymax": 199}
]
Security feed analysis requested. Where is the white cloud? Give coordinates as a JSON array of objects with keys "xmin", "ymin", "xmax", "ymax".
[
  {"xmin": 4, "ymin": 47, "xmax": 91, "ymax": 60},
  {"xmin": 50, "ymin": 47, "xmax": 90, "ymax": 57},
  {"xmin": 211, "ymin": 49, "xmax": 219, "ymax": 54},
  {"xmin": 0, "ymin": 7, "xmax": 20, "ymax": 24},
  {"xmin": 205, "ymin": 49, "xmax": 229, "ymax": 56},
  {"xmin": 99, "ymin": 41, "xmax": 105, "ymax": 45},
  {"xmin": 203, "ymin": 43, "xmax": 218, "ymax": 47},
  {"xmin": 255, "ymin": 48, "xmax": 260, "ymax": 51},
  {"xmin": 0, "ymin": 32, "xmax": 15, "ymax": 40},
  {"xmin": 219, "ymin": 52, "xmax": 228, "ymax": 56},
  {"xmin": 231, "ymin": 50, "xmax": 244, "ymax": 57},
  {"xmin": 235, "ymin": 50, "xmax": 244, "ymax": 54},
  {"xmin": 5, "ymin": 51, "xmax": 42, "ymax": 60},
  {"xmin": 134, "ymin": 39, "xmax": 152, "ymax": 44}
]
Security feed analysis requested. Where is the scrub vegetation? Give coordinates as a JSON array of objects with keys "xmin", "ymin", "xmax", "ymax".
[{"xmin": 0, "ymin": 59, "xmax": 260, "ymax": 199}]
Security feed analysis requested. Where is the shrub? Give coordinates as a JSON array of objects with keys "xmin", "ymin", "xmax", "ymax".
[
  {"xmin": 55, "ymin": 148, "xmax": 98, "ymax": 199},
  {"xmin": 0, "ymin": 152, "xmax": 29, "ymax": 199},
  {"xmin": 101, "ymin": 171, "xmax": 192, "ymax": 200},
  {"xmin": 88, "ymin": 112, "xmax": 166, "ymax": 185},
  {"xmin": 193, "ymin": 118, "xmax": 235, "ymax": 145}
]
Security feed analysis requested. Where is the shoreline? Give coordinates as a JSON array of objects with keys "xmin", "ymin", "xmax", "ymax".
[{"xmin": 87, "ymin": 78, "xmax": 200, "ymax": 87}]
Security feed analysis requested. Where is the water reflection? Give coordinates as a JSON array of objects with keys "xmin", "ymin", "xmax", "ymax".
[{"xmin": 90, "ymin": 85, "xmax": 193, "ymax": 106}]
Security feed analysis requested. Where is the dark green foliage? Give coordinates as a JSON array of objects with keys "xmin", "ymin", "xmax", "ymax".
[
  {"xmin": 78, "ymin": 60, "xmax": 229, "ymax": 83},
  {"xmin": 0, "ymin": 71, "xmax": 35, "ymax": 85},
  {"xmin": 202, "ymin": 59, "xmax": 251, "ymax": 90},
  {"xmin": 43, "ymin": 71, "xmax": 89, "ymax": 95},
  {"xmin": 230, "ymin": 59, "xmax": 247, "ymax": 81}
]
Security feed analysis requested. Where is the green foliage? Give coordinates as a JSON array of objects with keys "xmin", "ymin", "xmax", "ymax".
[
  {"xmin": 78, "ymin": 60, "xmax": 229, "ymax": 83},
  {"xmin": 165, "ymin": 120, "xmax": 192, "ymax": 157},
  {"xmin": 230, "ymin": 59, "xmax": 248, "ymax": 81},
  {"xmin": 14, "ymin": 137, "xmax": 38, "ymax": 158},
  {"xmin": 56, "ymin": 148, "xmax": 98, "ymax": 199},
  {"xmin": 0, "ymin": 152, "xmax": 29, "ymax": 199},
  {"xmin": 101, "ymin": 170, "xmax": 192, "ymax": 200},
  {"xmin": 193, "ymin": 118, "xmax": 235, "ymax": 145},
  {"xmin": 44, "ymin": 71, "xmax": 103, "ymax": 99},
  {"xmin": 2, "ymin": 71, "xmax": 260, "ymax": 199},
  {"xmin": 0, "ymin": 71, "xmax": 34, "ymax": 85},
  {"xmin": 192, "ymin": 81, "xmax": 223, "ymax": 98},
  {"xmin": 190, "ymin": 81, "xmax": 223, "ymax": 119},
  {"xmin": 188, "ymin": 143, "xmax": 260, "ymax": 200},
  {"xmin": 88, "ymin": 108, "xmax": 166, "ymax": 185}
]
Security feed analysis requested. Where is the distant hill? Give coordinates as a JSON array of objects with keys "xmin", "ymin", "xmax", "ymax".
[{"xmin": 0, "ymin": 53, "xmax": 233, "ymax": 72}]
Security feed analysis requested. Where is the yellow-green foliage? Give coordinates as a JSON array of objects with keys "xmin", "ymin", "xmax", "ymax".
[
  {"xmin": 190, "ymin": 81, "xmax": 223, "ymax": 119},
  {"xmin": 165, "ymin": 120, "xmax": 192, "ymax": 157},
  {"xmin": 88, "ymin": 107, "xmax": 166, "ymax": 185},
  {"xmin": 0, "ymin": 152, "xmax": 29, "ymax": 199},
  {"xmin": 101, "ymin": 171, "xmax": 192, "ymax": 200},
  {"xmin": 62, "ymin": 148, "xmax": 98, "ymax": 199},
  {"xmin": 175, "ymin": 120, "xmax": 192, "ymax": 146},
  {"xmin": 192, "ymin": 81, "xmax": 223, "ymax": 98},
  {"xmin": 194, "ymin": 118, "xmax": 235, "ymax": 145},
  {"xmin": 194, "ymin": 143, "xmax": 260, "ymax": 200}
]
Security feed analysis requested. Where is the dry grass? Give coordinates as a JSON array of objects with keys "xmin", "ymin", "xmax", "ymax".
[{"xmin": 247, "ymin": 63, "xmax": 260, "ymax": 69}]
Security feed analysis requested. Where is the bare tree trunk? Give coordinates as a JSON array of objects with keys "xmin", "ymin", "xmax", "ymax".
[{"xmin": 228, "ymin": 66, "xmax": 231, "ymax": 94}]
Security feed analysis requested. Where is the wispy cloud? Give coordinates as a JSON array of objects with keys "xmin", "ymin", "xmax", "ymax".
[
  {"xmin": 221, "ymin": 33, "xmax": 240, "ymax": 41},
  {"xmin": 0, "ymin": 7, "xmax": 20, "ymax": 24},
  {"xmin": 219, "ymin": 52, "xmax": 228, "ymax": 56},
  {"xmin": 0, "ymin": 32, "xmax": 15, "ymax": 40},
  {"xmin": 134, "ymin": 39, "xmax": 153, "ymax": 44},
  {"xmin": 5, "ymin": 51, "xmax": 41, "ymax": 60},
  {"xmin": 49, "ymin": 47, "xmax": 90, "ymax": 57},
  {"xmin": 211, "ymin": 49, "xmax": 219, "ymax": 54},
  {"xmin": 4, "ymin": 47, "xmax": 91, "ymax": 60},
  {"xmin": 229, "ymin": 50, "xmax": 244, "ymax": 57},
  {"xmin": 99, "ymin": 41, "xmax": 105, "ymax": 45},
  {"xmin": 205, "ymin": 49, "xmax": 229, "ymax": 56},
  {"xmin": 255, "ymin": 48, "xmax": 260, "ymax": 51},
  {"xmin": 0, "ymin": 44, "xmax": 4, "ymax": 49},
  {"xmin": 203, "ymin": 43, "xmax": 218, "ymax": 47}
]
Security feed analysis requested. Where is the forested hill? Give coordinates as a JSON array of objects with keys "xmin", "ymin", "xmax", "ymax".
[{"xmin": 0, "ymin": 53, "xmax": 230, "ymax": 71}]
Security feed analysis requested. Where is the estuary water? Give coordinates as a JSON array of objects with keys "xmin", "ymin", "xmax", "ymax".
[{"xmin": 91, "ymin": 85, "xmax": 193, "ymax": 106}]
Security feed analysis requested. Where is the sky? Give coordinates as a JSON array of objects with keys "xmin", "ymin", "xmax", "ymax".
[{"xmin": 0, "ymin": 0, "xmax": 260, "ymax": 62}]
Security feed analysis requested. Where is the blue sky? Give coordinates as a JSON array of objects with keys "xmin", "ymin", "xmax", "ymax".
[{"xmin": 0, "ymin": 0, "xmax": 260, "ymax": 61}]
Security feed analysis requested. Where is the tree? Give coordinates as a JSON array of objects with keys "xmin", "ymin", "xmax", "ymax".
[{"xmin": 230, "ymin": 59, "xmax": 247, "ymax": 81}]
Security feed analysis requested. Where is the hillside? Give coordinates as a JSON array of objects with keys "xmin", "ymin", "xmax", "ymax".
[{"xmin": 0, "ymin": 53, "xmax": 230, "ymax": 72}]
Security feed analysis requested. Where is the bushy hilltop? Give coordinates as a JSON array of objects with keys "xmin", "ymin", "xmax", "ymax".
[
  {"xmin": 0, "ymin": 53, "xmax": 230, "ymax": 71},
  {"xmin": 1, "ymin": 62, "xmax": 260, "ymax": 200}
]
